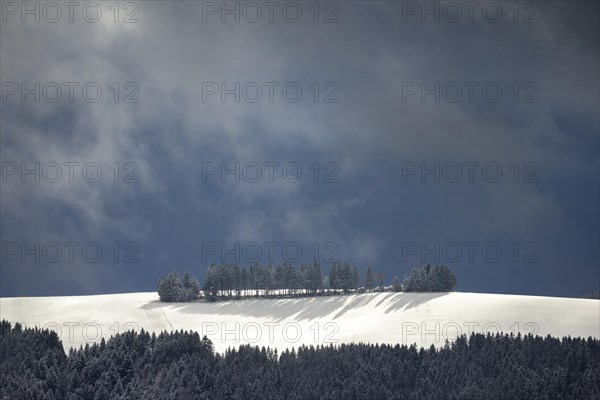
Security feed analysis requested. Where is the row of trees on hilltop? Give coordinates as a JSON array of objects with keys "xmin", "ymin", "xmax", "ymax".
[
  {"xmin": 2, "ymin": 320, "xmax": 599, "ymax": 399},
  {"xmin": 202, "ymin": 262, "xmax": 386, "ymax": 299},
  {"xmin": 158, "ymin": 263, "xmax": 458, "ymax": 302}
]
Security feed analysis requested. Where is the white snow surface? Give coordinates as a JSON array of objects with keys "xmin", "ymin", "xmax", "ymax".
[{"xmin": 1, "ymin": 292, "xmax": 598, "ymax": 353}]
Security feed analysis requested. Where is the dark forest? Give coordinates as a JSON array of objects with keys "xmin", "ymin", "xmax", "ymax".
[{"xmin": 1, "ymin": 320, "xmax": 598, "ymax": 400}]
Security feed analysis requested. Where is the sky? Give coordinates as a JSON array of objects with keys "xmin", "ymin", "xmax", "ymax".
[{"xmin": 1, "ymin": 0, "xmax": 598, "ymax": 297}]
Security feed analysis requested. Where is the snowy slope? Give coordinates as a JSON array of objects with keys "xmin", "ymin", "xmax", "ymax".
[{"xmin": 1, "ymin": 292, "xmax": 598, "ymax": 352}]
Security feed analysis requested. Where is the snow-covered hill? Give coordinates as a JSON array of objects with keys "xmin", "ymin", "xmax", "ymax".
[{"xmin": 1, "ymin": 292, "xmax": 598, "ymax": 352}]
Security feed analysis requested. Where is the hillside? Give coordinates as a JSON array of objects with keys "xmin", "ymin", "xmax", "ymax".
[{"xmin": 1, "ymin": 292, "xmax": 598, "ymax": 352}]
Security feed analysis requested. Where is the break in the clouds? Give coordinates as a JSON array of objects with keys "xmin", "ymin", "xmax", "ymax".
[{"xmin": 1, "ymin": 1, "xmax": 598, "ymax": 297}]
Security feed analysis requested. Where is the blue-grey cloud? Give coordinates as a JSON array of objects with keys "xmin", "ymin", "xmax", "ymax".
[{"xmin": 1, "ymin": 1, "xmax": 598, "ymax": 297}]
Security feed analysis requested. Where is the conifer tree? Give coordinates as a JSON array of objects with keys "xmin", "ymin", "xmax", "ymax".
[
  {"xmin": 364, "ymin": 266, "xmax": 375, "ymax": 292},
  {"xmin": 329, "ymin": 263, "xmax": 340, "ymax": 293}
]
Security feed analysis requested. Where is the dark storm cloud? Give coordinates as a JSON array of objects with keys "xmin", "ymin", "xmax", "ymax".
[{"xmin": 1, "ymin": 1, "xmax": 598, "ymax": 296}]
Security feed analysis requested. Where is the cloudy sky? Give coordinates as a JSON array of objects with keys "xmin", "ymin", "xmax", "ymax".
[{"xmin": 1, "ymin": 1, "xmax": 598, "ymax": 297}]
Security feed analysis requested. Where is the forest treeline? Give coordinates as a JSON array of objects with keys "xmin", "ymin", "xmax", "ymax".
[
  {"xmin": 1, "ymin": 320, "xmax": 599, "ymax": 400},
  {"xmin": 157, "ymin": 263, "xmax": 457, "ymax": 302}
]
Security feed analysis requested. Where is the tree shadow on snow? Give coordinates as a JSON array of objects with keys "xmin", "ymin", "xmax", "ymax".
[
  {"xmin": 383, "ymin": 292, "xmax": 449, "ymax": 314},
  {"xmin": 139, "ymin": 292, "xmax": 451, "ymax": 323}
]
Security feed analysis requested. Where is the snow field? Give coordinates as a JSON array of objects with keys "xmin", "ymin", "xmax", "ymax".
[{"xmin": 1, "ymin": 291, "xmax": 598, "ymax": 352}]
